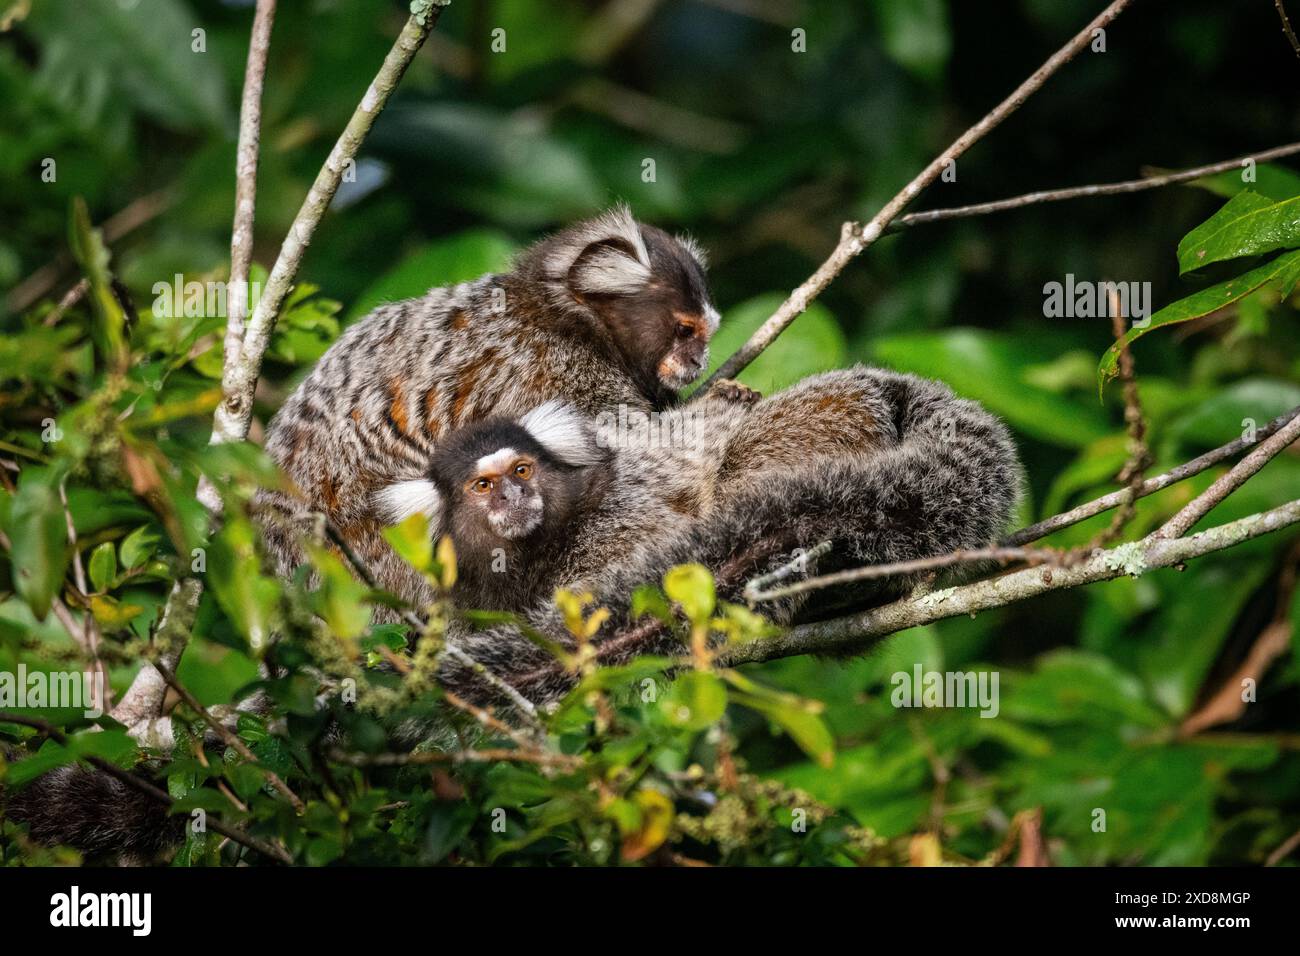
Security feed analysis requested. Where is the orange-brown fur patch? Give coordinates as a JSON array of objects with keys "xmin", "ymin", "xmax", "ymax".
[
  {"xmin": 671, "ymin": 310, "xmax": 707, "ymax": 339},
  {"xmin": 388, "ymin": 378, "xmax": 411, "ymax": 436},
  {"xmin": 423, "ymin": 386, "xmax": 441, "ymax": 437},
  {"xmin": 451, "ymin": 348, "xmax": 497, "ymax": 425}
]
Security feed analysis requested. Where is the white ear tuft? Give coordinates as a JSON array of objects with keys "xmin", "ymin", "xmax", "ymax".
[
  {"xmin": 677, "ymin": 233, "xmax": 708, "ymax": 270},
  {"xmin": 374, "ymin": 480, "xmax": 443, "ymax": 526},
  {"xmin": 570, "ymin": 247, "xmax": 653, "ymax": 295},
  {"xmin": 590, "ymin": 204, "xmax": 650, "ymax": 269},
  {"xmin": 545, "ymin": 205, "xmax": 652, "ymax": 295},
  {"xmin": 519, "ymin": 400, "xmax": 600, "ymax": 466}
]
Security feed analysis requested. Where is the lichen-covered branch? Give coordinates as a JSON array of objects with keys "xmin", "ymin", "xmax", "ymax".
[
  {"xmin": 702, "ymin": 0, "xmax": 1137, "ymax": 387},
  {"xmin": 720, "ymin": 499, "xmax": 1300, "ymax": 666}
]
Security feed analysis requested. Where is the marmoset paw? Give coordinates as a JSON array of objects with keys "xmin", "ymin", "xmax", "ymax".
[{"xmin": 710, "ymin": 379, "xmax": 762, "ymax": 405}]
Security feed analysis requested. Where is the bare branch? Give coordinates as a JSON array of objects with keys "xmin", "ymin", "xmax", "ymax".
[
  {"xmin": 117, "ymin": 4, "xmax": 451, "ymax": 728},
  {"xmin": 746, "ymin": 546, "xmax": 1052, "ymax": 604},
  {"xmin": 891, "ymin": 141, "xmax": 1300, "ymax": 229},
  {"xmin": 211, "ymin": 6, "xmax": 448, "ymax": 447},
  {"xmin": 720, "ymin": 499, "xmax": 1300, "ymax": 666},
  {"xmin": 1004, "ymin": 406, "xmax": 1300, "ymax": 546},
  {"xmin": 702, "ymin": 0, "xmax": 1138, "ymax": 388},
  {"xmin": 1083, "ymin": 287, "xmax": 1151, "ymax": 551},
  {"xmin": 1277, "ymin": 0, "xmax": 1300, "ymax": 57},
  {"xmin": 1155, "ymin": 411, "xmax": 1300, "ymax": 539},
  {"xmin": 223, "ymin": 0, "xmax": 277, "ymax": 371},
  {"xmin": 327, "ymin": 745, "xmax": 581, "ymax": 770}
]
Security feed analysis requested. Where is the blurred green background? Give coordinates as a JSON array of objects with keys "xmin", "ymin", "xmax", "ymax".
[{"xmin": 3, "ymin": 0, "xmax": 1300, "ymax": 865}]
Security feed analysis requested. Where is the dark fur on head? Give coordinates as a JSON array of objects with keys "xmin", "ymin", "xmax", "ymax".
[
  {"xmin": 375, "ymin": 403, "xmax": 611, "ymax": 613},
  {"xmin": 509, "ymin": 207, "xmax": 719, "ymax": 400}
]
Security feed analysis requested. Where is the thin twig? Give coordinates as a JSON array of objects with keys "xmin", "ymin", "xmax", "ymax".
[
  {"xmin": 326, "ymin": 746, "xmax": 581, "ymax": 770},
  {"xmin": 211, "ymin": 5, "xmax": 448, "ymax": 446},
  {"xmin": 56, "ymin": 478, "xmax": 110, "ymax": 712},
  {"xmin": 742, "ymin": 540, "xmax": 832, "ymax": 598},
  {"xmin": 746, "ymin": 547, "xmax": 1053, "ymax": 604},
  {"xmin": 224, "ymin": 0, "xmax": 277, "ymax": 373},
  {"xmin": 115, "ymin": 4, "xmax": 451, "ymax": 730},
  {"xmin": 1004, "ymin": 406, "xmax": 1300, "ymax": 546},
  {"xmin": 702, "ymin": 0, "xmax": 1138, "ymax": 388},
  {"xmin": 1082, "ymin": 287, "xmax": 1151, "ymax": 552},
  {"xmin": 0, "ymin": 711, "xmax": 293, "ymax": 864},
  {"xmin": 1276, "ymin": 0, "xmax": 1300, "ymax": 57},
  {"xmin": 1154, "ymin": 412, "xmax": 1300, "ymax": 539},
  {"xmin": 5, "ymin": 189, "xmax": 173, "ymax": 316},
  {"xmin": 1267, "ymin": 826, "xmax": 1300, "ymax": 866},
  {"xmin": 891, "ymin": 141, "xmax": 1300, "ymax": 229},
  {"xmin": 155, "ymin": 661, "xmax": 305, "ymax": 814},
  {"xmin": 719, "ymin": 498, "xmax": 1300, "ymax": 665}
]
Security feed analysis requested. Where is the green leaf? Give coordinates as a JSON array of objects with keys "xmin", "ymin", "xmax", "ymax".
[
  {"xmin": 662, "ymin": 564, "xmax": 715, "ymax": 625},
  {"xmin": 1176, "ymin": 191, "xmax": 1300, "ymax": 274},
  {"xmin": 1191, "ymin": 164, "xmax": 1300, "ymax": 202},
  {"xmin": 28, "ymin": 0, "xmax": 232, "ymax": 133},
  {"xmin": 660, "ymin": 670, "xmax": 727, "ymax": 730},
  {"xmin": 207, "ymin": 516, "xmax": 280, "ymax": 652},
  {"xmin": 734, "ymin": 689, "xmax": 835, "ymax": 768},
  {"xmin": 382, "ymin": 513, "xmax": 434, "ymax": 574},
  {"xmin": 1098, "ymin": 250, "xmax": 1300, "ymax": 395},
  {"xmin": 725, "ymin": 670, "xmax": 835, "ymax": 768},
  {"xmin": 6, "ymin": 480, "xmax": 68, "ymax": 620},
  {"xmin": 86, "ymin": 541, "xmax": 117, "ymax": 593},
  {"xmin": 68, "ymin": 197, "xmax": 127, "ymax": 369},
  {"xmin": 306, "ymin": 546, "xmax": 372, "ymax": 643},
  {"xmin": 1169, "ymin": 378, "xmax": 1300, "ymax": 449},
  {"xmin": 629, "ymin": 584, "xmax": 673, "ymax": 624},
  {"xmin": 119, "ymin": 525, "xmax": 161, "ymax": 570}
]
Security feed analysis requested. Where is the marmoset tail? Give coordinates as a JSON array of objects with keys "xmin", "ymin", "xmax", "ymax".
[{"xmin": 256, "ymin": 206, "xmax": 719, "ymax": 602}]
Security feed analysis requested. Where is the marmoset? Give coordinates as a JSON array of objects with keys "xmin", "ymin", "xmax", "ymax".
[
  {"xmin": 427, "ymin": 366, "xmax": 1022, "ymax": 708},
  {"xmin": 256, "ymin": 206, "xmax": 721, "ymax": 596}
]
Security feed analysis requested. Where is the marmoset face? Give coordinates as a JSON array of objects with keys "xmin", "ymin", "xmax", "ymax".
[{"xmin": 459, "ymin": 448, "xmax": 545, "ymax": 540}]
